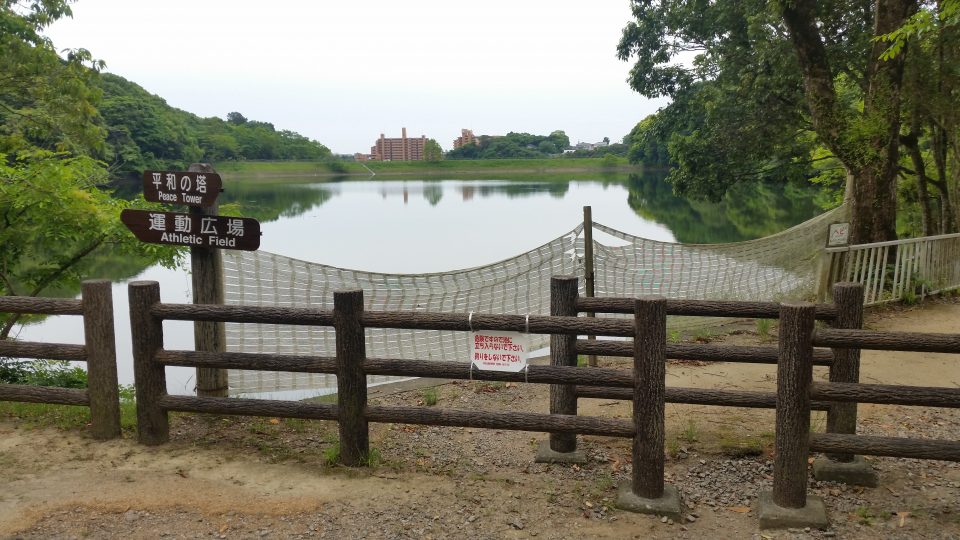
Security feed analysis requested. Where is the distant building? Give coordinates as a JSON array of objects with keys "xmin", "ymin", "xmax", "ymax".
[
  {"xmin": 453, "ymin": 129, "xmax": 478, "ymax": 149},
  {"xmin": 365, "ymin": 128, "xmax": 427, "ymax": 161}
]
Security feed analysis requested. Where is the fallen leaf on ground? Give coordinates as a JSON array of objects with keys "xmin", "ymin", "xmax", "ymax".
[
  {"xmin": 269, "ymin": 418, "xmax": 280, "ymax": 425},
  {"xmin": 728, "ymin": 506, "xmax": 751, "ymax": 513},
  {"xmin": 897, "ymin": 511, "xmax": 910, "ymax": 527}
]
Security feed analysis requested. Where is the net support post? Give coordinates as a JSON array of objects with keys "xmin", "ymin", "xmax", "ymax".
[
  {"xmin": 334, "ymin": 289, "xmax": 369, "ymax": 466},
  {"xmin": 82, "ymin": 279, "xmax": 121, "ymax": 440},
  {"xmin": 814, "ymin": 282, "xmax": 878, "ymax": 486},
  {"xmin": 616, "ymin": 296, "xmax": 681, "ymax": 520},
  {"xmin": 130, "ymin": 280, "xmax": 169, "ymax": 445},
  {"xmin": 536, "ymin": 275, "xmax": 586, "ymax": 464},
  {"xmin": 583, "ymin": 205, "xmax": 598, "ymax": 367},
  {"xmin": 759, "ymin": 302, "xmax": 828, "ymax": 530}
]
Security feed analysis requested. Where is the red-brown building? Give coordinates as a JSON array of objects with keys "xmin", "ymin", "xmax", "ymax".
[
  {"xmin": 363, "ymin": 128, "xmax": 427, "ymax": 161},
  {"xmin": 453, "ymin": 128, "xmax": 478, "ymax": 149}
]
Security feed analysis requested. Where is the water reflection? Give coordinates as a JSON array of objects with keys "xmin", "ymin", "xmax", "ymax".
[{"xmin": 626, "ymin": 172, "xmax": 823, "ymax": 243}]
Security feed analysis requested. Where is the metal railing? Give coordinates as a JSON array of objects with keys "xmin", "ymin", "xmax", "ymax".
[{"xmin": 821, "ymin": 232, "xmax": 960, "ymax": 305}]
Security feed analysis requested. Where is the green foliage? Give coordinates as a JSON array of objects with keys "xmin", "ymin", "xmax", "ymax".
[
  {"xmin": 0, "ymin": 1, "xmax": 106, "ymax": 156},
  {"xmin": 423, "ymin": 138, "xmax": 443, "ymax": 162},
  {"xmin": 601, "ymin": 154, "xmax": 619, "ymax": 169},
  {"xmin": 0, "ymin": 4, "xmax": 186, "ymax": 350},
  {"xmin": 446, "ymin": 131, "xmax": 570, "ymax": 159},
  {"xmin": 95, "ymin": 75, "xmax": 334, "ymax": 182},
  {"xmin": 617, "ymin": 0, "xmax": 916, "ymax": 241},
  {"xmin": 876, "ymin": 0, "xmax": 959, "ymax": 60},
  {"xmin": 0, "ymin": 150, "xmax": 182, "ymax": 324},
  {"xmin": 0, "ymin": 359, "xmax": 87, "ymax": 387}
]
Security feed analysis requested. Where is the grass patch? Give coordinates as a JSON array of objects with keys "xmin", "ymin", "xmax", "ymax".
[
  {"xmin": 680, "ymin": 420, "xmax": 700, "ymax": 443},
  {"xmin": 323, "ymin": 443, "xmax": 341, "ymax": 466},
  {"xmin": 0, "ymin": 401, "xmax": 91, "ymax": 430},
  {"xmin": 854, "ymin": 506, "xmax": 880, "ymax": 526},
  {"xmin": 693, "ymin": 328, "xmax": 718, "ymax": 343},
  {"xmin": 322, "ymin": 443, "xmax": 383, "ymax": 467},
  {"xmin": 216, "ymin": 157, "xmax": 641, "ymax": 180},
  {"xmin": 667, "ymin": 438, "xmax": 682, "ymax": 458},
  {"xmin": 0, "ymin": 383, "xmax": 138, "ymax": 433},
  {"xmin": 312, "ymin": 392, "xmax": 338, "ymax": 404},
  {"xmin": 755, "ymin": 318, "xmax": 774, "ymax": 340},
  {"xmin": 421, "ymin": 387, "xmax": 439, "ymax": 406},
  {"xmin": 718, "ymin": 437, "xmax": 765, "ymax": 458}
]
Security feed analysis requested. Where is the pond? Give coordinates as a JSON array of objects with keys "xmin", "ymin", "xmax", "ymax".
[{"xmin": 16, "ymin": 172, "xmax": 826, "ymax": 395}]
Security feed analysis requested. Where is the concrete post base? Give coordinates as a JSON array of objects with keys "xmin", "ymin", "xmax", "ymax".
[
  {"xmin": 813, "ymin": 455, "xmax": 879, "ymax": 487},
  {"xmin": 757, "ymin": 492, "xmax": 830, "ymax": 530},
  {"xmin": 615, "ymin": 483, "xmax": 683, "ymax": 521},
  {"xmin": 534, "ymin": 441, "xmax": 587, "ymax": 464}
]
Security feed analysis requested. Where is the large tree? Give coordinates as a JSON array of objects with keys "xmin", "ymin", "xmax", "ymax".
[
  {"xmin": 618, "ymin": 0, "xmax": 919, "ymax": 243},
  {"xmin": 0, "ymin": 1, "xmax": 181, "ymax": 340}
]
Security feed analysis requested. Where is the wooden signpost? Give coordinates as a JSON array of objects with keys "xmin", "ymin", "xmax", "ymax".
[
  {"xmin": 122, "ymin": 163, "xmax": 261, "ymax": 397},
  {"xmin": 142, "ymin": 170, "xmax": 223, "ymax": 207},
  {"xmin": 120, "ymin": 210, "xmax": 260, "ymax": 250}
]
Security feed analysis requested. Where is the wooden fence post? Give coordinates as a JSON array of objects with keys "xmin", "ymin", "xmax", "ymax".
[
  {"xmin": 616, "ymin": 296, "xmax": 681, "ymax": 519},
  {"xmin": 334, "ymin": 289, "xmax": 369, "ymax": 466},
  {"xmin": 584, "ymin": 206, "xmax": 598, "ymax": 367},
  {"xmin": 536, "ymin": 276, "xmax": 585, "ymax": 463},
  {"xmin": 759, "ymin": 301, "xmax": 828, "ymax": 529},
  {"xmin": 814, "ymin": 282, "xmax": 878, "ymax": 486},
  {"xmin": 189, "ymin": 163, "xmax": 229, "ymax": 398},
  {"xmin": 82, "ymin": 280, "xmax": 121, "ymax": 440},
  {"xmin": 129, "ymin": 280, "xmax": 169, "ymax": 445}
]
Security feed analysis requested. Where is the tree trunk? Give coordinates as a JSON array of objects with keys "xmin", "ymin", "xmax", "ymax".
[
  {"xmin": 781, "ymin": 0, "xmax": 916, "ymax": 245},
  {"xmin": 930, "ymin": 122, "xmax": 957, "ymax": 233},
  {"xmin": 850, "ymin": 160, "xmax": 899, "ymax": 244},
  {"xmin": 903, "ymin": 129, "xmax": 935, "ymax": 236}
]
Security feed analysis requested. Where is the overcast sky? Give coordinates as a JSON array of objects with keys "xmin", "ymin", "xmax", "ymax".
[{"xmin": 46, "ymin": 0, "xmax": 666, "ymax": 155}]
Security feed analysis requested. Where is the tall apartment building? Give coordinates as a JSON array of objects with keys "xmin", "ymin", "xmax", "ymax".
[
  {"xmin": 367, "ymin": 128, "xmax": 427, "ymax": 161},
  {"xmin": 453, "ymin": 128, "xmax": 478, "ymax": 149}
]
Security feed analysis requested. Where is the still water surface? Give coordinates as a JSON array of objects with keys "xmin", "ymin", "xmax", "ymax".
[{"xmin": 18, "ymin": 173, "xmax": 824, "ymax": 394}]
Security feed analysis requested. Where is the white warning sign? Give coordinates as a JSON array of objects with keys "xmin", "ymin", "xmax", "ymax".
[{"xmin": 471, "ymin": 330, "xmax": 529, "ymax": 372}]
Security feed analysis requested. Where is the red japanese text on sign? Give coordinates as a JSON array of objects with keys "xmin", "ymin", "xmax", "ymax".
[{"xmin": 470, "ymin": 330, "xmax": 529, "ymax": 372}]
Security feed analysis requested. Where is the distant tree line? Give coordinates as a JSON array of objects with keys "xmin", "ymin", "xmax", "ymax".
[
  {"xmin": 97, "ymin": 74, "xmax": 333, "ymax": 182},
  {"xmin": 446, "ymin": 130, "xmax": 571, "ymax": 159}
]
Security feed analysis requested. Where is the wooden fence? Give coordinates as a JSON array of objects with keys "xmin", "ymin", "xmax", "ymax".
[
  {"xmin": 5, "ymin": 275, "xmax": 958, "ymax": 527},
  {"xmin": 771, "ymin": 302, "xmax": 960, "ymax": 515},
  {"xmin": 570, "ymin": 283, "xmax": 864, "ymax": 463},
  {"xmin": 0, "ymin": 280, "xmax": 120, "ymax": 439},
  {"xmin": 821, "ymin": 232, "xmax": 960, "ymax": 305}
]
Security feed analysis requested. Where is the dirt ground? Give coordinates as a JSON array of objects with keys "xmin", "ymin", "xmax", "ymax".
[{"xmin": 1, "ymin": 298, "xmax": 959, "ymax": 539}]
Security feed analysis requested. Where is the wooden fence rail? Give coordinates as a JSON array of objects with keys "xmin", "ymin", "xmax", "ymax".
[{"xmin": 0, "ymin": 280, "xmax": 120, "ymax": 439}]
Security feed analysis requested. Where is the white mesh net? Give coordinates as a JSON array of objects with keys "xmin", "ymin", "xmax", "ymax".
[{"xmin": 222, "ymin": 206, "xmax": 845, "ymax": 395}]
